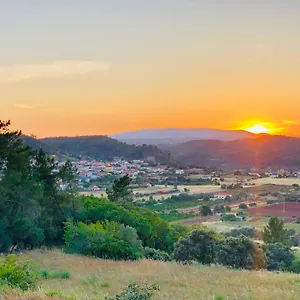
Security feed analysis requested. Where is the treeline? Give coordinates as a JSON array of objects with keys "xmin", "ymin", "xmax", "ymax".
[{"xmin": 174, "ymin": 219, "xmax": 298, "ymax": 273}]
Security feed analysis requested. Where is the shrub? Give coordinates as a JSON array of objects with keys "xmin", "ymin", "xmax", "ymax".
[
  {"xmin": 64, "ymin": 221, "xmax": 143, "ymax": 260},
  {"xmin": 238, "ymin": 203, "xmax": 248, "ymax": 209},
  {"xmin": 264, "ymin": 243, "xmax": 294, "ymax": 271},
  {"xmin": 288, "ymin": 260, "xmax": 300, "ymax": 274},
  {"xmin": 105, "ymin": 282, "xmax": 160, "ymax": 300},
  {"xmin": 223, "ymin": 228, "xmax": 255, "ymax": 238},
  {"xmin": 220, "ymin": 214, "xmax": 238, "ymax": 222},
  {"xmin": 173, "ymin": 229, "xmax": 221, "ymax": 264},
  {"xmin": 200, "ymin": 205, "xmax": 212, "ymax": 216},
  {"xmin": 41, "ymin": 269, "xmax": 70, "ymax": 279},
  {"xmin": 0, "ymin": 254, "xmax": 37, "ymax": 290},
  {"xmin": 143, "ymin": 247, "xmax": 171, "ymax": 261},
  {"xmin": 215, "ymin": 236, "xmax": 255, "ymax": 269}
]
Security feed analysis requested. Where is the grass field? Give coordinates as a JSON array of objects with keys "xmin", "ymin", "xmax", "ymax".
[
  {"xmin": 250, "ymin": 178, "xmax": 300, "ymax": 186},
  {"xmin": 4, "ymin": 250, "xmax": 300, "ymax": 300}
]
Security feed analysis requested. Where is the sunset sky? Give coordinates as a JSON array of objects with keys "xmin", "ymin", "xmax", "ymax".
[{"xmin": 1, "ymin": 1, "xmax": 300, "ymax": 137}]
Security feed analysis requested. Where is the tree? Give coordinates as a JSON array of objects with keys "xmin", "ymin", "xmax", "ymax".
[
  {"xmin": 221, "ymin": 184, "xmax": 227, "ymax": 190},
  {"xmin": 200, "ymin": 205, "xmax": 212, "ymax": 216},
  {"xmin": 262, "ymin": 217, "xmax": 290, "ymax": 245},
  {"xmin": 173, "ymin": 229, "xmax": 221, "ymax": 264},
  {"xmin": 224, "ymin": 195, "xmax": 231, "ymax": 202},
  {"xmin": 239, "ymin": 203, "xmax": 248, "ymax": 209},
  {"xmin": 106, "ymin": 175, "xmax": 132, "ymax": 203},
  {"xmin": 225, "ymin": 206, "xmax": 231, "ymax": 212},
  {"xmin": 264, "ymin": 243, "xmax": 294, "ymax": 271},
  {"xmin": 215, "ymin": 236, "xmax": 255, "ymax": 269},
  {"xmin": 213, "ymin": 206, "xmax": 221, "ymax": 214}
]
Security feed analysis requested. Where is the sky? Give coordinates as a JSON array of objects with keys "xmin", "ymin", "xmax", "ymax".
[{"xmin": 1, "ymin": 0, "xmax": 300, "ymax": 137}]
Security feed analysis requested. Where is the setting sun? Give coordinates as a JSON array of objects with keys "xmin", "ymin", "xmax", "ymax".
[{"xmin": 245, "ymin": 124, "xmax": 269, "ymax": 134}]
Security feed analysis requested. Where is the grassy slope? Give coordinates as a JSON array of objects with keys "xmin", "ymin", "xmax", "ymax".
[{"xmin": 4, "ymin": 250, "xmax": 300, "ymax": 300}]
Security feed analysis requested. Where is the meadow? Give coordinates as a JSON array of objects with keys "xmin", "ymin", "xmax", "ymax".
[{"xmin": 3, "ymin": 250, "xmax": 300, "ymax": 300}]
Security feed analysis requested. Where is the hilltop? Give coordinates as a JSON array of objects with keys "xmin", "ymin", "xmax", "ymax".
[
  {"xmin": 162, "ymin": 135, "xmax": 300, "ymax": 169},
  {"xmin": 23, "ymin": 135, "xmax": 172, "ymax": 163},
  {"xmin": 4, "ymin": 250, "xmax": 300, "ymax": 300}
]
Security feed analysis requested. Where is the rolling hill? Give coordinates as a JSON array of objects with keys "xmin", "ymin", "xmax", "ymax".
[
  {"xmin": 8, "ymin": 250, "xmax": 300, "ymax": 300},
  {"xmin": 110, "ymin": 128, "xmax": 255, "ymax": 145},
  {"xmin": 40, "ymin": 136, "xmax": 172, "ymax": 163},
  {"xmin": 162, "ymin": 135, "xmax": 300, "ymax": 170}
]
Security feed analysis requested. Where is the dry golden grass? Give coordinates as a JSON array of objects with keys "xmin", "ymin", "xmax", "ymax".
[{"xmin": 1, "ymin": 250, "xmax": 299, "ymax": 300}]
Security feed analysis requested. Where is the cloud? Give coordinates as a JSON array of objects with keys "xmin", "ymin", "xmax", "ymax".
[
  {"xmin": 0, "ymin": 60, "xmax": 112, "ymax": 82},
  {"xmin": 14, "ymin": 104, "xmax": 33, "ymax": 109},
  {"xmin": 283, "ymin": 120, "xmax": 299, "ymax": 125}
]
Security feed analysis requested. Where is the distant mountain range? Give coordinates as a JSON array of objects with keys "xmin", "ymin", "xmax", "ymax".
[
  {"xmin": 110, "ymin": 128, "xmax": 255, "ymax": 145},
  {"xmin": 161, "ymin": 135, "xmax": 300, "ymax": 170},
  {"xmin": 22, "ymin": 130, "xmax": 300, "ymax": 170}
]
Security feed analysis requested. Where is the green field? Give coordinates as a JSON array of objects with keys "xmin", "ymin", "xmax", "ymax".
[{"xmin": 3, "ymin": 250, "xmax": 300, "ymax": 300}]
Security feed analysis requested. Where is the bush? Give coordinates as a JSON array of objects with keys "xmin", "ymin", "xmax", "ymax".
[
  {"xmin": 41, "ymin": 269, "xmax": 70, "ymax": 279},
  {"xmin": 220, "ymin": 214, "xmax": 238, "ymax": 222},
  {"xmin": 215, "ymin": 236, "xmax": 255, "ymax": 269},
  {"xmin": 105, "ymin": 282, "xmax": 160, "ymax": 300},
  {"xmin": 264, "ymin": 243, "xmax": 294, "ymax": 271},
  {"xmin": 239, "ymin": 203, "xmax": 248, "ymax": 209},
  {"xmin": 64, "ymin": 221, "xmax": 143, "ymax": 260},
  {"xmin": 200, "ymin": 205, "xmax": 212, "ymax": 216},
  {"xmin": 143, "ymin": 247, "xmax": 171, "ymax": 261},
  {"xmin": 0, "ymin": 254, "xmax": 37, "ymax": 290},
  {"xmin": 223, "ymin": 228, "xmax": 255, "ymax": 238},
  {"xmin": 173, "ymin": 229, "xmax": 221, "ymax": 264},
  {"xmin": 288, "ymin": 260, "xmax": 300, "ymax": 274}
]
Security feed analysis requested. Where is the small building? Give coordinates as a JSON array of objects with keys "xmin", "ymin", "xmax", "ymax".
[
  {"xmin": 175, "ymin": 169, "xmax": 185, "ymax": 175},
  {"xmin": 213, "ymin": 192, "xmax": 233, "ymax": 200}
]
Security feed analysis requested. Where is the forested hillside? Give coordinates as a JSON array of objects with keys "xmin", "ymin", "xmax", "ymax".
[
  {"xmin": 163, "ymin": 135, "xmax": 300, "ymax": 169},
  {"xmin": 41, "ymin": 136, "xmax": 172, "ymax": 162}
]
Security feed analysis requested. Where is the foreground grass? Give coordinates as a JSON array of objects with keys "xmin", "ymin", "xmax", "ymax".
[{"xmin": 2, "ymin": 250, "xmax": 300, "ymax": 300}]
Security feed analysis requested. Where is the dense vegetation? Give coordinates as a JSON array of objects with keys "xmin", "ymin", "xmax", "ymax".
[{"xmin": 0, "ymin": 120, "xmax": 185, "ymax": 258}]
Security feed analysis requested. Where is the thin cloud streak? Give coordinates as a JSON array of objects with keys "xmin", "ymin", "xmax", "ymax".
[
  {"xmin": 0, "ymin": 60, "xmax": 112, "ymax": 82},
  {"xmin": 14, "ymin": 104, "xmax": 33, "ymax": 109},
  {"xmin": 283, "ymin": 120, "xmax": 299, "ymax": 125}
]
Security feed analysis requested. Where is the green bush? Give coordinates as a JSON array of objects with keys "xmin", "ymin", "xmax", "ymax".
[
  {"xmin": 173, "ymin": 229, "xmax": 221, "ymax": 264},
  {"xmin": 105, "ymin": 282, "xmax": 160, "ymax": 300},
  {"xmin": 143, "ymin": 247, "xmax": 171, "ymax": 261},
  {"xmin": 264, "ymin": 243, "xmax": 294, "ymax": 271},
  {"xmin": 220, "ymin": 214, "xmax": 238, "ymax": 222},
  {"xmin": 223, "ymin": 228, "xmax": 255, "ymax": 238},
  {"xmin": 215, "ymin": 236, "xmax": 255, "ymax": 269},
  {"xmin": 238, "ymin": 203, "xmax": 248, "ymax": 209},
  {"xmin": 288, "ymin": 260, "xmax": 300, "ymax": 274},
  {"xmin": 41, "ymin": 269, "xmax": 70, "ymax": 279},
  {"xmin": 64, "ymin": 221, "xmax": 143, "ymax": 260},
  {"xmin": 0, "ymin": 254, "xmax": 37, "ymax": 290}
]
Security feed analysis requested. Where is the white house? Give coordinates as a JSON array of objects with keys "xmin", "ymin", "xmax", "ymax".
[{"xmin": 213, "ymin": 192, "xmax": 233, "ymax": 200}]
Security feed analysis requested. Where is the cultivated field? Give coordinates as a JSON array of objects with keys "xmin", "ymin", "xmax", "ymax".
[
  {"xmin": 247, "ymin": 202, "xmax": 300, "ymax": 219},
  {"xmin": 250, "ymin": 178, "xmax": 300, "ymax": 186},
  {"xmin": 6, "ymin": 250, "xmax": 300, "ymax": 300},
  {"xmin": 81, "ymin": 185, "xmax": 222, "ymax": 201}
]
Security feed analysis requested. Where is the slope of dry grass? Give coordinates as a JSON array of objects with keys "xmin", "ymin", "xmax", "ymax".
[{"xmin": 2, "ymin": 249, "xmax": 300, "ymax": 300}]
